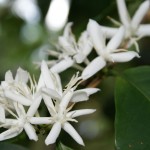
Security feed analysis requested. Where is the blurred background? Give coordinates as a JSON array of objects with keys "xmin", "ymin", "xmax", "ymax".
[{"xmin": 0, "ymin": 0, "xmax": 150, "ymax": 149}]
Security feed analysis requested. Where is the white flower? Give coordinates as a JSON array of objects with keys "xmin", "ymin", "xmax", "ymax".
[
  {"xmin": 1, "ymin": 68, "xmax": 43, "ymax": 107},
  {"xmin": 117, "ymin": 0, "xmax": 150, "ymax": 38},
  {"xmin": 47, "ymin": 23, "xmax": 93, "ymax": 73},
  {"xmin": 31, "ymin": 61, "xmax": 98, "ymax": 145},
  {"xmin": 101, "ymin": 0, "xmax": 150, "ymax": 47},
  {"xmin": 82, "ymin": 19, "xmax": 139, "ymax": 80},
  {"xmin": 0, "ymin": 102, "xmax": 39, "ymax": 141}
]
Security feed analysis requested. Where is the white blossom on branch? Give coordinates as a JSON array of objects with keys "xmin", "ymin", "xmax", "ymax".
[
  {"xmin": 45, "ymin": 23, "xmax": 93, "ymax": 73},
  {"xmin": 82, "ymin": 19, "xmax": 139, "ymax": 80},
  {"xmin": 101, "ymin": 0, "xmax": 150, "ymax": 50}
]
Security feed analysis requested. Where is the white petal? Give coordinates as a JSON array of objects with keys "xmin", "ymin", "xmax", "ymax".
[
  {"xmin": 45, "ymin": 122, "xmax": 61, "ymax": 145},
  {"xmin": 110, "ymin": 51, "xmax": 140, "ymax": 62},
  {"xmin": 58, "ymin": 37, "xmax": 76, "ymax": 55},
  {"xmin": 14, "ymin": 103, "xmax": 26, "ymax": 118},
  {"xmin": 63, "ymin": 22, "xmax": 76, "ymax": 45},
  {"xmin": 2, "ymin": 119, "xmax": 18, "ymax": 128},
  {"xmin": 29, "ymin": 117, "xmax": 52, "ymax": 124},
  {"xmin": 63, "ymin": 22, "xmax": 73, "ymax": 38},
  {"xmin": 42, "ymin": 94, "xmax": 55, "ymax": 114},
  {"xmin": 41, "ymin": 60, "xmax": 55, "ymax": 90},
  {"xmin": 4, "ymin": 90, "xmax": 31, "ymax": 106},
  {"xmin": 42, "ymin": 88, "xmax": 61, "ymax": 101},
  {"xmin": 67, "ymin": 109, "xmax": 96, "ymax": 118},
  {"xmin": 131, "ymin": 1, "xmax": 149, "ymax": 28},
  {"xmin": 60, "ymin": 89, "xmax": 73, "ymax": 111},
  {"xmin": 58, "ymin": 23, "xmax": 76, "ymax": 55},
  {"xmin": 50, "ymin": 57, "xmax": 74, "ymax": 73},
  {"xmin": 53, "ymin": 72, "xmax": 63, "ymax": 95},
  {"xmin": 15, "ymin": 67, "xmax": 29, "ymax": 83},
  {"xmin": 101, "ymin": 26, "xmax": 118, "ymax": 38},
  {"xmin": 78, "ymin": 31, "xmax": 93, "ymax": 57},
  {"xmin": 24, "ymin": 123, "xmax": 38, "ymax": 141},
  {"xmin": 0, "ymin": 127, "xmax": 22, "ymax": 141},
  {"xmin": 107, "ymin": 26, "xmax": 125, "ymax": 51},
  {"xmin": 63, "ymin": 122, "xmax": 84, "ymax": 146},
  {"xmin": 116, "ymin": 0, "xmax": 131, "ymax": 27},
  {"xmin": 137, "ymin": 24, "xmax": 150, "ymax": 37},
  {"xmin": 0, "ymin": 105, "xmax": 5, "ymax": 123},
  {"xmin": 87, "ymin": 19, "xmax": 105, "ymax": 54},
  {"xmin": 71, "ymin": 88, "xmax": 100, "ymax": 102},
  {"xmin": 36, "ymin": 74, "xmax": 45, "ymax": 91},
  {"xmin": 82, "ymin": 56, "xmax": 106, "ymax": 80},
  {"xmin": 71, "ymin": 91, "xmax": 88, "ymax": 103},
  {"xmin": 73, "ymin": 53, "xmax": 86, "ymax": 63},
  {"xmin": 5, "ymin": 70, "xmax": 13, "ymax": 82},
  {"xmin": 27, "ymin": 95, "xmax": 42, "ymax": 117},
  {"xmin": 76, "ymin": 88, "xmax": 100, "ymax": 96}
]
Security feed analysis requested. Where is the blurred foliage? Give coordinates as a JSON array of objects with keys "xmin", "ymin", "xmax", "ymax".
[{"xmin": 0, "ymin": 0, "xmax": 150, "ymax": 150}]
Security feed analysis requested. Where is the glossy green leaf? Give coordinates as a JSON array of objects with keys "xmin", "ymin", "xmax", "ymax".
[
  {"xmin": 0, "ymin": 143, "xmax": 28, "ymax": 150},
  {"xmin": 115, "ymin": 66, "xmax": 150, "ymax": 150}
]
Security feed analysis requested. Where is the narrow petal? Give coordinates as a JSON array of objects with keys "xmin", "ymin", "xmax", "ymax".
[
  {"xmin": 0, "ymin": 105, "xmax": 5, "ymax": 123},
  {"xmin": 71, "ymin": 91, "xmax": 88, "ymax": 103},
  {"xmin": 58, "ymin": 37, "xmax": 76, "ymax": 55},
  {"xmin": 50, "ymin": 57, "xmax": 74, "ymax": 73},
  {"xmin": 76, "ymin": 88, "xmax": 100, "ymax": 96},
  {"xmin": 24, "ymin": 123, "xmax": 38, "ymax": 141},
  {"xmin": 15, "ymin": 68, "xmax": 29, "ymax": 83},
  {"xmin": 53, "ymin": 73, "xmax": 63, "ymax": 95},
  {"xmin": 101, "ymin": 26, "xmax": 118, "ymax": 38},
  {"xmin": 5, "ymin": 70, "xmax": 13, "ymax": 82},
  {"xmin": 67, "ymin": 109, "xmax": 96, "ymax": 118},
  {"xmin": 107, "ymin": 26, "xmax": 125, "ymax": 51},
  {"xmin": 42, "ymin": 94, "xmax": 55, "ymax": 114},
  {"xmin": 60, "ymin": 90, "xmax": 74, "ymax": 111},
  {"xmin": 131, "ymin": 0, "xmax": 149, "ymax": 28},
  {"xmin": 29, "ymin": 117, "xmax": 52, "ymax": 124},
  {"xmin": 63, "ymin": 122, "xmax": 84, "ymax": 146},
  {"xmin": 82, "ymin": 56, "xmax": 106, "ymax": 80},
  {"xmin": 71, "ymin": 88, "xmax": 100, "ymax": 102},
  {"xmin": 87, "ymin": 19, "xmax": 105, "ymax": 54},
  {"xmin": 2, "ymin": 119, "xmax": 18, "ymax": 128},
  {"xmin": 4, "ymin": 91, "xmax": 31, "ymax": 106},
  {"xmin": 63, "ymin": 22, "xmax": 76, "ymax": 45},
  {"xmin": 78, "ymin": 31, "xmax": 93, "ymax": 57},
  {"xmin": 36, "ymin": 74, "xmax": 45, "ymax": 91},
  {"xmin": 137, "ymin": 24, "xmax": 150, "ymax": 37},
  {"xmin": 27, "ymin": 95, "xmax": 42, "ymax": 117},
  {"xmin": 63, "ymin": 22, "xmax": 73, "ymax": 37},
  {"xmin": 116, "ymin": 0, "xmax": 131, "ymax": 27},
  {"xmin": 41, "ymin": 60, "xmax": 55, "ymax": 90},
  {"xmin": 73, "ymin": 53, "xmax": 86, "ymax": 63},
  {"xmin": 45, "ymin": 122, "xmax": 61, "ymax": 145},
  {"xmin": 14, "ymin": 103, "xmax": 26, "ymax": 118},
  {"xmin": 42, "ymin": 88, "xmax": 61, "ymax": 101},
  {"xmin": 0, "ymin": 127, "xmax": 22, "ymax": 141},
  {"xmin": 110, "ymin": 51, "xmax": 140, "ymax": 62}
]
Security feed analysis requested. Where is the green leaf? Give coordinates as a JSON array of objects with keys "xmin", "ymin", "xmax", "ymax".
[
  {"xmin": 0, "ymin": 143, "xmax": 28, "ymax": 150},
  {"xmin": 115, "ymin": 66, "xmax": 150, "ymax": 150},
  {"xmin": 56, "ymin": 142, "xmax": 73, "ymax": 150}
]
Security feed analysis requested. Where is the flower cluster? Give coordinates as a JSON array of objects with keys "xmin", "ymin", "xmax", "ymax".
[
  {"xmin": 0, "ymin": 61, "xmax": 99, "ymax": 145},
  {"xmin": 44, "ymin": 0, "xmax": 150, "ymax": 79},
  {"xmin": 0, "ymin": 0, "xmax": 149, "ymax": 147}
]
